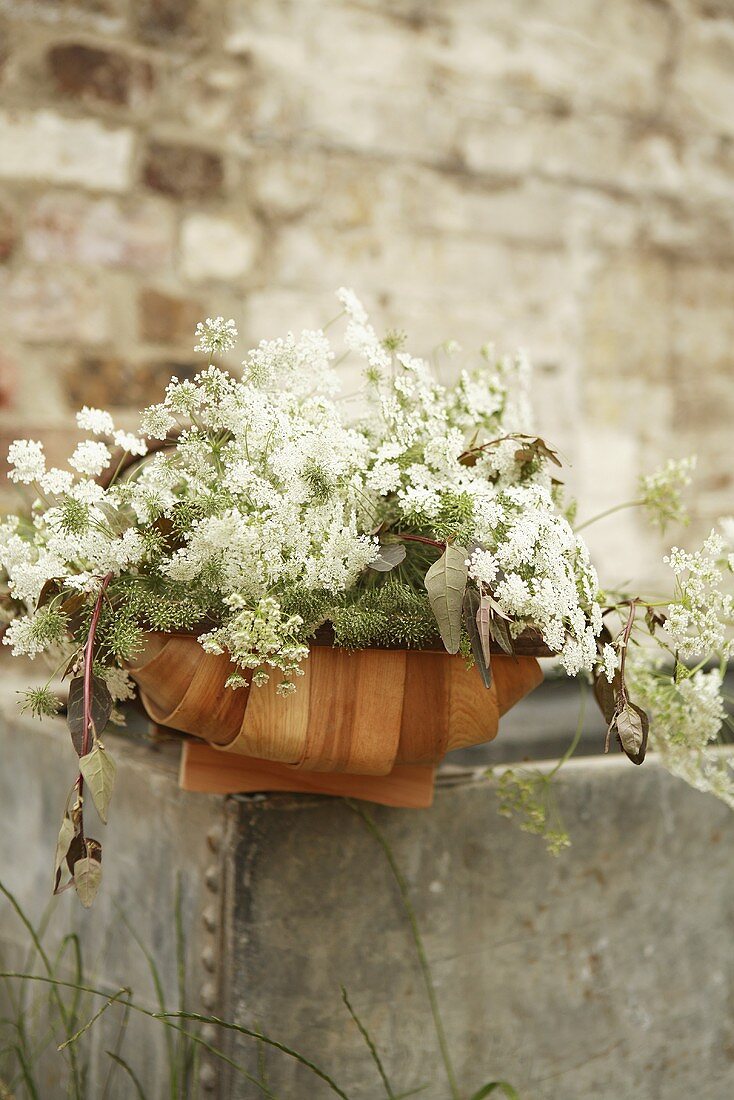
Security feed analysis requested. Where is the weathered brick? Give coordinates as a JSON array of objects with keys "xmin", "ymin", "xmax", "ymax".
[
  {"xmin": 0, "ymin": 110, "xmax": 133, "ymax": 191},
  {"xmin": 0, "ymin": 201, "xmax": 16, "ymax": 263},
  {"xmin": 0, "ymin": 351, "xmax": 17, "ymax": 409},
  {"xmin": 47, "ymin": 43, "xmax": 155, "ymax": 108},
  {"xmin": 4, "ymin": 269, "xmax": 108, "ymax": 344},
  {"xmin": 134, "ymin": 0, "xmax": 203, "ymax": 46},
  {"xmin": 142, "ymin": 141, "xmax": 224, "ymax": 199},
  {"xmin": 31, "ymin": 2, "xmax": 127, "ymax": 32},
  {"xmin": 63, "ymin": 354, "xmax": 197, "ymax": 409},
  {"xmin": 138, "ymin": 287, "xmax": 204, "ymax": 345},
  {"xmin": 181, "ymin": 213, "xmax": 259, "ymax": 281},
  {"xmin": 26, "ymin": 192, "xmax": 175, "ymax": 270}
]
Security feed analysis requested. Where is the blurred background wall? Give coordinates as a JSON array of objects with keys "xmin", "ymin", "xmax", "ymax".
[{"xmin": 0, "ymin": 0, "xmax": 732, "ymax": 585}]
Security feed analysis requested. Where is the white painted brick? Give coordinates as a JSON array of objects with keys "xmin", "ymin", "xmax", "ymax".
[
  {"xmin": 181, "ymin": 214, "xmax": 259, "ymax": 282},
  {"xmin": 0, "ymin": 110, "xmax": 133, "ymax": 191}
]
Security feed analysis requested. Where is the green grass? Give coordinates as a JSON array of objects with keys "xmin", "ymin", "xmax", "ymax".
[{"xmin": 0, "ymin": 813, "xmax": 520, "ymax": 1099}]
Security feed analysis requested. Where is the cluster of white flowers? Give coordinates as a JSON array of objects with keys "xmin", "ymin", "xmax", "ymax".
[
  {"xmin": 628, "ymin": 655, "xmax": 733, "ymax": 808},
  {"xmin": 200, "ymin": 596, "xmax": 309, "ymax": 695},
  {"xmin": 7, "ymin": 440, "xmax": 46, "ymax": 484},
  {"xmin": 194, "ymin": 316, "xmax": 239, "ymax": 356},
  {"xmin": 664, "ymin": 529, "xmax": 733, "ymax": 660},
  {"xmin": 0, "ymin": 290, "xmax": 609, "ymax": 691},
  {"xmin": 639, "ymin": 456, "xmax": 697, "ymax": 530}
]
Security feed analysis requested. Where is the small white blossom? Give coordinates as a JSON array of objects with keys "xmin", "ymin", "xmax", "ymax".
[
  {"xmin": 467, "ymin": 548, "xmax": 498, "ymax": 586},
  {"xmin": 194, "ymin": 316, "xmax": 238, "ymax": 355},
  {"xmin": 598, "ymin": 643, "xmax": 619, "ymax": 683},
  {"xmin": 113, "ymin": 431, "xmax": 147, "ymax": 457},
  {"xmin": 76, "ymin": 406, "xmax": 115, "ymax": 436},
  {"xmin": 7, "ymin": 440, "xmax": 45, "ymax": 484},
  {"xmin": 70, "ymin": 440, "xmax": 112, "ymax": 477},
  {"xmin": 41, "ymin": 467, "xmax": 74, "ymax": 495},
  {"xmin": 140, "ymin": 403, "xmax": 176, "ymax": 439}
]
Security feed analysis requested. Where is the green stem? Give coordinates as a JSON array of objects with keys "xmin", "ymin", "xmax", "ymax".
[
  {"xmin": 346, "ymin": 801, "xmax": 461, "ymax": 1100},
  {"xmin": 0, "ymin": 974, "xmax": 337, "ymax": 1099},
  {"xmin": 0, "ymin": 889, "xmax": 83, "ymax": 1099},
  {"xmin": 548, "ymin": 683, "xmax": 587, "ymax": 778},
  {"xmin": 574, "ymin": 499, "xmax": 644, "ymax": 533}
]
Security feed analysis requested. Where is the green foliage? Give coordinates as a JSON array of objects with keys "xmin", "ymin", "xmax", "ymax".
[
  {"xmin": 19, "ymin": 686, "xmax": 62, "ymax": 720},
  {"xmin": 431, "ymin": 492, "xmax": 475, "ymax": 544},
  {"xmin": 118, "ymin": 577, "xmax": 218, "ymax": 635},
  {"xmin": 279, "ymin": 588, "xmax": 333, "ymax": 633},
  {"xmin": 496, "ymin": 768, "xmax": 571, "ymax": 856},
  {"xmin": 332, "ymin": 582, "xmax": 440, "ymax": 650}
]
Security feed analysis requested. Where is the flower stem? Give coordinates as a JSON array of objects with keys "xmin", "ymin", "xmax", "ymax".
[
  {"xmin": 397, "ymin": 533, "xmax": 446, "ymax": 551},
  {"xmin": 76, "ymin": 573, "xmax": 113, "ymax": 833},
  {"xmin": 574, "ymin": 500, "xmax": 645, "ymax": 532},
  {"xmin": 346, "ymin": 801, "xmax": 461, "ymax": 1100}
]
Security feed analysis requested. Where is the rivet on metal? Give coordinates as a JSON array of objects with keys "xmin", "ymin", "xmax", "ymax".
[
  {"xmin": 201, "ymin": 1023, "xmax": 218, "ymax": 1044},
  {"xmin": 204, "ymin": 865, "xmax": 220, "ymax": 893},
  {"xmin": 206, "ymin": 825, "xmax": 223, "ymax": 854},
  {"xmin": 199, "ymin": 1064, "xmax": 217, "ymax": 1092},
  {"xmin": 201, "ymin": 981, "xmax": 217, "ymax": 1010},
  {"xmin": 202, "ymin": 904, "xmax": 218, "ymax": 933},
  {"xmin": 201, "ymin": 945, "xmax": 216, "ymax": 973}
]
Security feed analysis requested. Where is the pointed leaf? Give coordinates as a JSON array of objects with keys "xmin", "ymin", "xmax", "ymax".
[
  {"xmin": 593, "ymin": 669, "xmax": 622, "ymax": 725},
  {"xmin": 424, "ymin": 545, "xmax": 468, "ymax": 654},
  {"xmin": 73, "ymin": 854, "xmax": 103, "ymax": 909},
  {"xmin": 54, "ymin": 815, "xmax": 75, "ymax": 875},
  {"xmin": 97, "ymin": 501, "xmax": 136, "ymax": 535},
  {"xmin": 53, "ymin": 814, "xmax": 76, "ymax": 892},
  {"xmin": 488, "ymin": 615, "xmax": 514, "ymax": 656},
  {"xmin": 368, "ymin": 542, "xmax": 407, "ymax": 572},
  {"xmin": 462, "ymin": 587, "xmax": 492, "ymax": 689},
  {"xmin": 616, "ymin": 702, "xmax": 648, "ymax": 765},
  {"xmin": 79, "ymin": 744, "xmax": 116, "ymax": 824},
  {"xmin": 67, "ymin": 675, "xmax": 113, "ymax": 755},
  {"xmin": 36, "ymin": 578, "xmax": 60, "ymax": 610},
  {"xmin": 476, "ymin": 594, "xmax": 493, "ymax": 666}
]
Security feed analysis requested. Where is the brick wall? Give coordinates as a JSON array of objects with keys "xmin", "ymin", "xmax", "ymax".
[{"xmin": 0, "ymin": 0, "xmax": 732, "ymax": 584}]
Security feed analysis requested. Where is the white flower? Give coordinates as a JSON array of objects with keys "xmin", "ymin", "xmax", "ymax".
[
  {"xmin": 467, "ymin": 548, "xmax": 498, "ymax": 586},
  {"xmin": 76, "ymin": 406, "xmax": 115, "ymax": 436},
  {"xmin": 194, "ymin": 316, "xmax": 238, "ymax": 355},
  {"xmin": 113, "ymin": 431, "xmax": 147, "ymax": 457},
  {"xmin": 70, "ymin": 440, "xmax": 112, "ymax": 477},
  {"xmin": 140, "ymin": 403, "xmax": 176, "ymax": 440},
  {"xmin": 598, "ymin": 643, "xmax": 619, "ymax": 683},
  {"xmin": 664, "ymin": 529, "xmax": 733, "ymax": 659},
  {"xmin": 640, "ymin": 455, "xmax": 696, "ymax": 529},
  {"xmin": 41, "ymin": 467, "xmax": 74, "ymax": 495},
  {"xmin": 7, "ymin": 440, "xmax": 45, "ymax": 484},
  {"xmin": 336, "ymin": 287, "xmax": 369, "ymax": 325}
]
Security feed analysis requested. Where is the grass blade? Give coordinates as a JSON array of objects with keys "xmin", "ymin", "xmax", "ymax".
[
  {"xmin": 469, "ymin": 1083, "xmax": 520, "ymax": 1100},
  {"xmin": 158, "ymin": 1012, "xmax": 350, "ymax": 1099},
  {"xmin": 0, "ymin": 974, "xmax": 317, "ymax": 1099},
  {"xmin": 0, "ymin": 882, "xmax": 82, "ymax": 1098},
  {"xmin": 58, "ymin": 988, "xmax": 131, "ymax": 1051},
  {"xmin": 115, "ymin": 906, "xmax": 176, "ymax": 1096},
  {"xmin": 11, "ymin": 1043, "xmax": 39, "ymax": 1100},
  {"xmin": 340, "ymin": 986, "xmax": 394, "ymax": 1099},
  {"xmin": 101, "ymin": 997, "xmax": 132, "ymax": 1100},
  {"xmin": 105, "ymin": 1051, "xmax": 148, "ymax": 1100},
  {"xmin": 345, "ymin": 802, "xmax": 460, "ymax": 1100}
]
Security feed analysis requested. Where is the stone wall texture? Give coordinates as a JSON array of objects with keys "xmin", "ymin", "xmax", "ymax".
[{"xmin": 0, "ymin": 0, "xmax": 733, "ymax": 581}]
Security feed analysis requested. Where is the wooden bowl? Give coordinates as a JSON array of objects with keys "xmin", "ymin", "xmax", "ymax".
[{"xmin": 128, "ymin": 634, "xmax": 543, "ymax": 776}]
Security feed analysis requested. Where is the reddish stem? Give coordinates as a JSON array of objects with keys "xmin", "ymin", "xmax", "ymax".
[
  {"xmin": 76, "ymin": 573, "xmax": 113, "ymax": 827},
  {"xmin": 617, "ymin": 598, "xmax": 638, "ymax": 698},
  {"xmin": 397, "ymin": 533, "xmax": 446, "ymax": 550}
]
